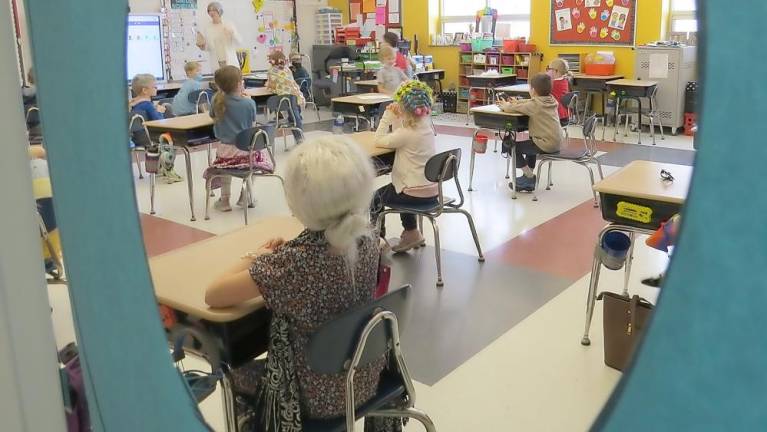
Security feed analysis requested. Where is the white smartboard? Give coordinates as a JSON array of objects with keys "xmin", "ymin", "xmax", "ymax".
[
  {"xmin": 127, "ymin": 14, "xmax": 165, "ymax": 80},
  {"xmin": 193, "ymin": 0, "xmax": 295, "ymax": 73}
]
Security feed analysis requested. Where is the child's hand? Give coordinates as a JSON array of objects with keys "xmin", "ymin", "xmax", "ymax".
[
  {"xmin": 156, "ymin": 103, "xmax": 167, "ymax": 114},
  {"xmin": 497, "ymin": 100, "xmax": 513, "ymax": 112},
  {"xmin": 263, "ymin": 237, "xmax": 286, "ymax": 251},
  {"xmin": 386, "ymin": 103, "xmax": 402, "ymax": 117}
]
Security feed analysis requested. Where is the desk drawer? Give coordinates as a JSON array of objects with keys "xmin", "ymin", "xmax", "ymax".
[
  {"xmin": 599, "ymin": 193, "xmax": 681, "ymax": 231},
  {"xmin": 610, "ymin": 85, "xmax": 654, "ymax": 98}
]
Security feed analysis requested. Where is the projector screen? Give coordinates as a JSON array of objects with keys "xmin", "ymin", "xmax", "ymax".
[{"xmin": 127, "ymin": 15, "xmax": 165, "ymax": 81}]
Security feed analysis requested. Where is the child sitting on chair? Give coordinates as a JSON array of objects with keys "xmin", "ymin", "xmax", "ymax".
[
  {"xmin": 207, "ymin": 65, "xmax": 272, "ymax": 212},
  {"xmin": 547, "ymin": 58, "xmax": 573, "ymax": 126},
  {"xmin": 130, "ymin": 73, "xmax": 183, "ymax": 183},
  {"xmin": 376, "ymin": 45, "xmax": 409, "ymax": 96},
  {"xmin": 171, "ymin": 61, "xmax": 205, "ymax": 116},
  {"xmin": 371, "ymin": 80, "xmax": 437, "ymax": 252},
  {"xmin": 498, "ymin": 73, "xmax": 564, "ymax": 192},
  {"xmin": 266, "ymin": 50, "xmax": 306, "ymax": 144},
  {"xmin": 288, "ymin": 53, "xmax": 311, "ymax": 100}
]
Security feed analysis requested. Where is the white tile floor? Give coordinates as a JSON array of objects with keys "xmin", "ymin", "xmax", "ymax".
[{"xmin": 48, "ymin": 106, "xmax": 690, "ymax": 431}]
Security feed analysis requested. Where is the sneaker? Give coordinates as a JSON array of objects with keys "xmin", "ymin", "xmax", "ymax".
[
  {"xmin": 236, "ymin": 191, "xmax": 256, "ymax": 208},
  {"xmin": 391, "ymin": 232, "xmax": 426, "ymax": 253},
  {"xmin": 508, "ymin": 175, "xmax": 536, "ymax": 192},
  {"xmin": 163, "ymin": 170, "xmax": 184, "ymax": 184},
  {"xmin": 214, "ymin": 198, "xmax": 232, "ymax": 212}
]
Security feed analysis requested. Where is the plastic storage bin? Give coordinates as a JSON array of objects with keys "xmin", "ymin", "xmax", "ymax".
[
  {"xmin": 460, "ymin": 54, "xmax": 473, "ymax": 63},
  {"xmin": 471, "ymin": 38, "xmax": 494, "ymax": 52},
  {"xmin": 584, "ymin": 63, "xmax": 616, "ymax": 75},
  {"xmin": 459, "ymin": 42, "xmax": 472, "ymax": 52},
  {"xmin": 503, "ymin": 39, "xmax": 521, "ymax": 52},
  {"xmin": 501, "ymin": 67, "xmax": 515, "ymax": 74},
  {"xmin": 519, "ymin": 43, "xmax": 536, "ymax": 52}
]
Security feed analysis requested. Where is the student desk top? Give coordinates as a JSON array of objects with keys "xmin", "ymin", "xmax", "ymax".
[
  {"xmin": 332, "ymin": 93, "xmax": 393, "ymax": 131},
  {"xmin": 468, "ymin": 104, "xmax": 529, "ymax": 195},
  {"xmin": 332, "ymin": 93, "xmax": 393, "ymax": 105},
  {"xmin": 348, "ymin": 131, "xmax": 395, "ymax": 158},
  {"xmin": 243, "ymin": 87, "xmax": 275, "ymax": 98},
  {"xmin": 593, "ymin": 160, "xmax": 690, "ymax": 205},
  {"xmin": 582, "ymin": 160, "xmax": 691, "ymax": 346},
  {"xmin": 156, "ymin": 81, "xmax": 183, "ymax": 91},
  {"xmin": 496, "ymin": 83, "xmax": 530, "ymax": 96},
  {"xmin": 354, "ymin": 80, "xmax": 380, "ymax": 92},
  {"xmin": 144, "ymin": 112, "xmax": 213, "ymax": 133},
  {"xmin": 151, "ymin": 216, "xmax": 304, "ymax": 323},
  {"xmin": 415, "ymin": 69, "xmax": 446, "ymax": 79}
]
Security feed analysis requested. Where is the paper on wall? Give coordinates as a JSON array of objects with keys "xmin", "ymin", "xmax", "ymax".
[
  {"xmin": 376, "ymin": 0, "xmax": 387, "ymax": 6},
  {"xmin": 351, "ymin": 2, "xmax": 361, "ymax": 18},
  {"xmin": 389, "ymin": 0, "xmax": 399, "ymax": 13},
  {"xmin": 362, "ymin": 0, "xmax": 375, "ymax": 13},
  {"xmin": 388, "ymin": 13, "xmax": 400, "ymax": 24},
  {"xmin": 649, "ymin": 53, "xmax": 668, "ymax": 79},
  {"xmin": 376, "ymin": 7, "xmax": 386, "ymax": 25}
]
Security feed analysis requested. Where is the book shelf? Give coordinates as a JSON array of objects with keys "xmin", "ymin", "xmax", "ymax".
[{"xmin": 457, "ymin": 51, "xmax": 542, "ymax": 113}]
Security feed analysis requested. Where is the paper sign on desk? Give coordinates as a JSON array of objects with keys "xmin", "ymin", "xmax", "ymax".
[
  {"xmin": 376, "ymin": 7, "xmax": 386, "ymax": 24},
  {"xmin": 649, "ymin": 53, "xmax": 669, "ymax": 79},
  {"xmin": 362, "ymin": 0, "xmax": 375, "ymax": 13}
]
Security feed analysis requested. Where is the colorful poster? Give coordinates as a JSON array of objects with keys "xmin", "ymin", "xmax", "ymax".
[
  {"xmin": 376, "ymin": 7, "xmax": 386, "ymax": 25},
  {"xmin": 608, "ymin": 5, "xmax": 629, "ymax": 30},
  {"xmin": 170, "ymin": 0, "xmax": 196, "ymax": 9},
  {"xmin": 555, "ymin": 8, "xmax": 573, "ymax": 31}
]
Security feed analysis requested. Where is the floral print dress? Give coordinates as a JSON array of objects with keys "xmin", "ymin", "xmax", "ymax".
[{"xmin": 234, "ymin": 229, "xmax": 385, "ymax": 420}]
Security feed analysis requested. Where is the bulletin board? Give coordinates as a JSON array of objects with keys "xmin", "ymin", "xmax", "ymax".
[
  {"xmin": 348, "ymin": 0, "xmax": 402, "ymax": 35},
  {"xmin": 549, "ymin": 0, "xmax": 636, "ymax": 46}
]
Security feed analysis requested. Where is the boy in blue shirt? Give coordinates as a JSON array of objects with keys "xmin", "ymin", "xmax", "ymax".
[
  {"xmin": 172, "ymin": 61, "xmax": 204, "ymax": 116},
  {"xmin": 129, "ymin": 74, "xmax": 182, "ymax": 183}
]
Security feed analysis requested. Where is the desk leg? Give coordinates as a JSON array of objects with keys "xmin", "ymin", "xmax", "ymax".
[
  {"xmin": 637, "ymin": 98, "xmax": 643, "ymax": 145},
  {"xmin": 601, "ymin": 91, "xmax": 607, "ymax": 141},
  {"xmin": 584, "ymin": 92, "xmax": 592, "ymax": 119},
  {"xmin": 466, "ymin": 87, "xmax": 474, "ymax": 125},
  {"xmin": 181, "ymin": 146, "xmax": 196, "ymax": 221},
  {"xmin": 510, "ymin": 145, "xmax": 517, "ymax": 200},
  {"xmin": 622, "ymin": 231, "xmax": 636, "ymax": 296},
  {"xmin": 613, "ymin": 96, "xmax": 621, "ymax": 142},
  {"xmin": 468, "ymin": 129, "xmax": 479, "ymax": 191},
  {"xmin": 582, "ymin": 243, "xmax": 603, "ymax": 346}
]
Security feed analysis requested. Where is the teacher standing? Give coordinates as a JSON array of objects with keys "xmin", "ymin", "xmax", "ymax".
[{"xmin": 196, "ymin": 2, "xmax": 242, "ymax": 69}]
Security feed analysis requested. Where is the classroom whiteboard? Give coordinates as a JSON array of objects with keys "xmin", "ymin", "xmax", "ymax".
[
  {"xmin": 127, "ymin": 14, "xmax": 165, "ymax": 80},
  {"xmin": 194, "ymin": 0, "xmax": 295, "ymax": 73}
]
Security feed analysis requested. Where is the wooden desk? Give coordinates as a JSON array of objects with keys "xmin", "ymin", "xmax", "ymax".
[
  {"xmin": 145, "ymin": 113, "xmax": 216, "ymax": 221},
  {"xmin": 416, "ymin": 69, "xmax": 446, "ymax": 96},
  {"xmin": 572, "ymin": 74, "xmax": 624, "ymax": 128},
  {"xmin": 151, "ymin": 216, "xmax": 304, "ymax": 365},
  {"xmin": 606, "ymin": 79, "xmax": 659, "ymax": 145},
  {"xmin": 497, "ymin": 83, "xmax": 531, "ymax": 97},
  {"xmin": 354, "ymin": 80, "xmax": 379, "ymax": 93},
  {"xmin": 465, "ymin": 74, "xmax": 517, "ymax": 124},
  {"xmin": 156, "ymin": 82, "xmax": 183, "ymax": 92},
  {"xmin": 243, "ymin": 87, "xmax": 275, "ymax": 98},
  {"xmin": 331, "ymin": 93, "xmax": 393, "ymax": 131},
  {"xmin": 468, "ymin": 104, "xmax": 529, "ymax": 196},
  {"xmin": 348, "ymin": 131, "xmax": 396, "ymax": 175},
  {"xmin": 581, "ymin": 161, "xmax": 691, "ymax": 346}
]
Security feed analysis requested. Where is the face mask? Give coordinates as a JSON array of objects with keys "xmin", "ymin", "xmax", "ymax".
[{"xmin": 194, "ymin": 74, "xmax": 204, "ymax": 81}]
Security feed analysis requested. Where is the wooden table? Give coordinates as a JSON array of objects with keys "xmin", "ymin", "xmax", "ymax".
[
  {"xmin": 581, "ymin": 161, "xmax": 691, "ymax": 346},
  {"xmin": 331, "ymin": 93, "xmax": 393, "ymax": 131},
  {"xmin": 145, "ymin": 113, "xmax": 216, "ymax": 221},
  {"xmin": 606, "ymin": 79, "xmax": 659, "ymax": 145},
  {"xmin": 571, "ymin": 73, "xmax": 624, "ymax": 129},
  {"xmin": 465, "ymin": 73, "xmax": 517, "ymax": 124},
  {"xmin": 497, "ymin": 83, "xmax": 531, "ymax": 97},
  {"xmin": 354, "ymin": 79, "xmax": 379, "ymax": 93},
  {"xmin": 151, "ymin": 216, "xmax": 303, "ymax": 431},
  {"xmin": 415, "ymin": 69, "xmax": 446, "ymax": 97},
  {"xmin": 468, "ymin": 104, "xmax": 529, "ymax": 196}
]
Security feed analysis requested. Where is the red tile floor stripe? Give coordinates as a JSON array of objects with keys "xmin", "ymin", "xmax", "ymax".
[
  {"xmin": 140, "ymin": 213, "xmax": 215, "ymax": 257},
  {"xmin": 484, "ymin": 200, "xmax": 609, "ymax": 281}
]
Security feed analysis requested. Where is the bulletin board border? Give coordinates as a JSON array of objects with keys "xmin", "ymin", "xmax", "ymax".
[{"xmin": 548, "ymin": 0, "xmax": 637, "ymax": 47}]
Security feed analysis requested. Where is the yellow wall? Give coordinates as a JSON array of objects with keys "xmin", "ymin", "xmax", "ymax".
[
  {"xmin": 530, "ymin": 0, "xmax": 666, "ymax": 79},
  {"xmin": 327, "ymin": 0, "xmax": 667, "ymax": 89}
]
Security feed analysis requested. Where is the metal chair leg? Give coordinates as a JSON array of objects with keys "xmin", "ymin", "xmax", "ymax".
[
  {"xmin": 547, "ymin": 161, "xmax": 553, "ymax": 188},
  {"xmin": 220, "ymin": 372, "xmax": 239, "ymax": 432},
  {"xmin": 456, "ymin": 209, "xmax": 484, "ymax": 261},
  {"xmin": 428, "ymin": 217, "xmax": 444, "ymax": 287},
  {"xmin": 134, "ymin": 151, "xmax": 144, "ymax": 179},
  {"xmin": 417, "ymin": 215, "xmax": 423, "ymax": 234},
  {"xmin": 613, "ymin": 98, "xmax": 620, "ymax": 142},
  {"xmin": 181, "ymin": 147, "xmax": 196, "ymax": 221},
  {"xmin": 585, "ymin": 164, "xmax": 599, "ymax": 208},
  {"xmin": 369, "ymin": 408, "xmax": 436, "ymax": 432},
  {"xmin": 204, "ymin": 176, "xmax": 214, "ymax": 221},
  {"xmin": 149, "ymin": 173, "xmax": 156, "ymax": 215},
  {"xmin": 657, "ymin": 112, "xmax": 665, "ymax": 140},
  {"xmin": 595, "ymin": 158, "xmax": 605, "ymax": 179},
  {"xmin": 240, "ymin": 180, "xmax": 249, "ymax": 225},
  {"xmin": 649, "ymin": 116, "xmax": 657, "ymax": 146},
  {"xmin": 532, "ymin": 162, "xmax": 545, "ymax": 202}
]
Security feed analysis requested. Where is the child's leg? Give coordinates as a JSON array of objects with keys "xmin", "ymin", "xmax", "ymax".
[
  {"xmin": 290, "ymin": 105, "xmax": 304, "ymax": 142},
  {"xmin": 219, "ymin": 176, "xmax": 232, "ymax": 200}
]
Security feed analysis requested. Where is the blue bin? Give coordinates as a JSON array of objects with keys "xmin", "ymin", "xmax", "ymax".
[{"xmin": 600, "ymin": 231, "xmax": 631, "ymax": 270}]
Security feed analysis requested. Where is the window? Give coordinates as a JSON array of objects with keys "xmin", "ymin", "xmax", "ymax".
[
  {"xmin": 440, "ymin": 0, "xmax": 531, "ymax": 40},
  {"xmin": 670, "ymin": 0, "xmax": 697, "ymax": 33}
]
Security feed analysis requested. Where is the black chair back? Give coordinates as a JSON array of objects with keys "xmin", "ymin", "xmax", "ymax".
[
  {"xmin": 234, "ymin": 125, "xmax": 274, "ymax": 152},
  {"xmin": 561, "ymin": 91, "xmax": 577, "ymax": 109},
  {"xmin": 306, "ymin": 285, "xmax": 411, "ymax": 375},
  {"xmin": 583, "ymin": 114, "xmax": 598, "ymax": 139},
  {"xmin": 266, "ymin": 94, "xmax": 297, "ymax": 113},
  {"xmin": 128, "ymin": 112, "xmax": 152, "ymax": 148},
  {"xmin": 188, "ymin": 89, "xmax": 203, "ymax": 104},
  {"xmin": 424, "ymin": 149, "xmax": 461, "ymax": 183}
]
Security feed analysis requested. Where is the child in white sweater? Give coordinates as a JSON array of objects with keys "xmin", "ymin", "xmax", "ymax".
[{"xmin": 372, "ymin": 80, "xmax": 437, "ymax": 252}]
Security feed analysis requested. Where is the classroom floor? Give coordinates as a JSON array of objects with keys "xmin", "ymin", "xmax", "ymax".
[{"xmin": 47, "ymin": 106, "xmax": 695, "ymax": 431}]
